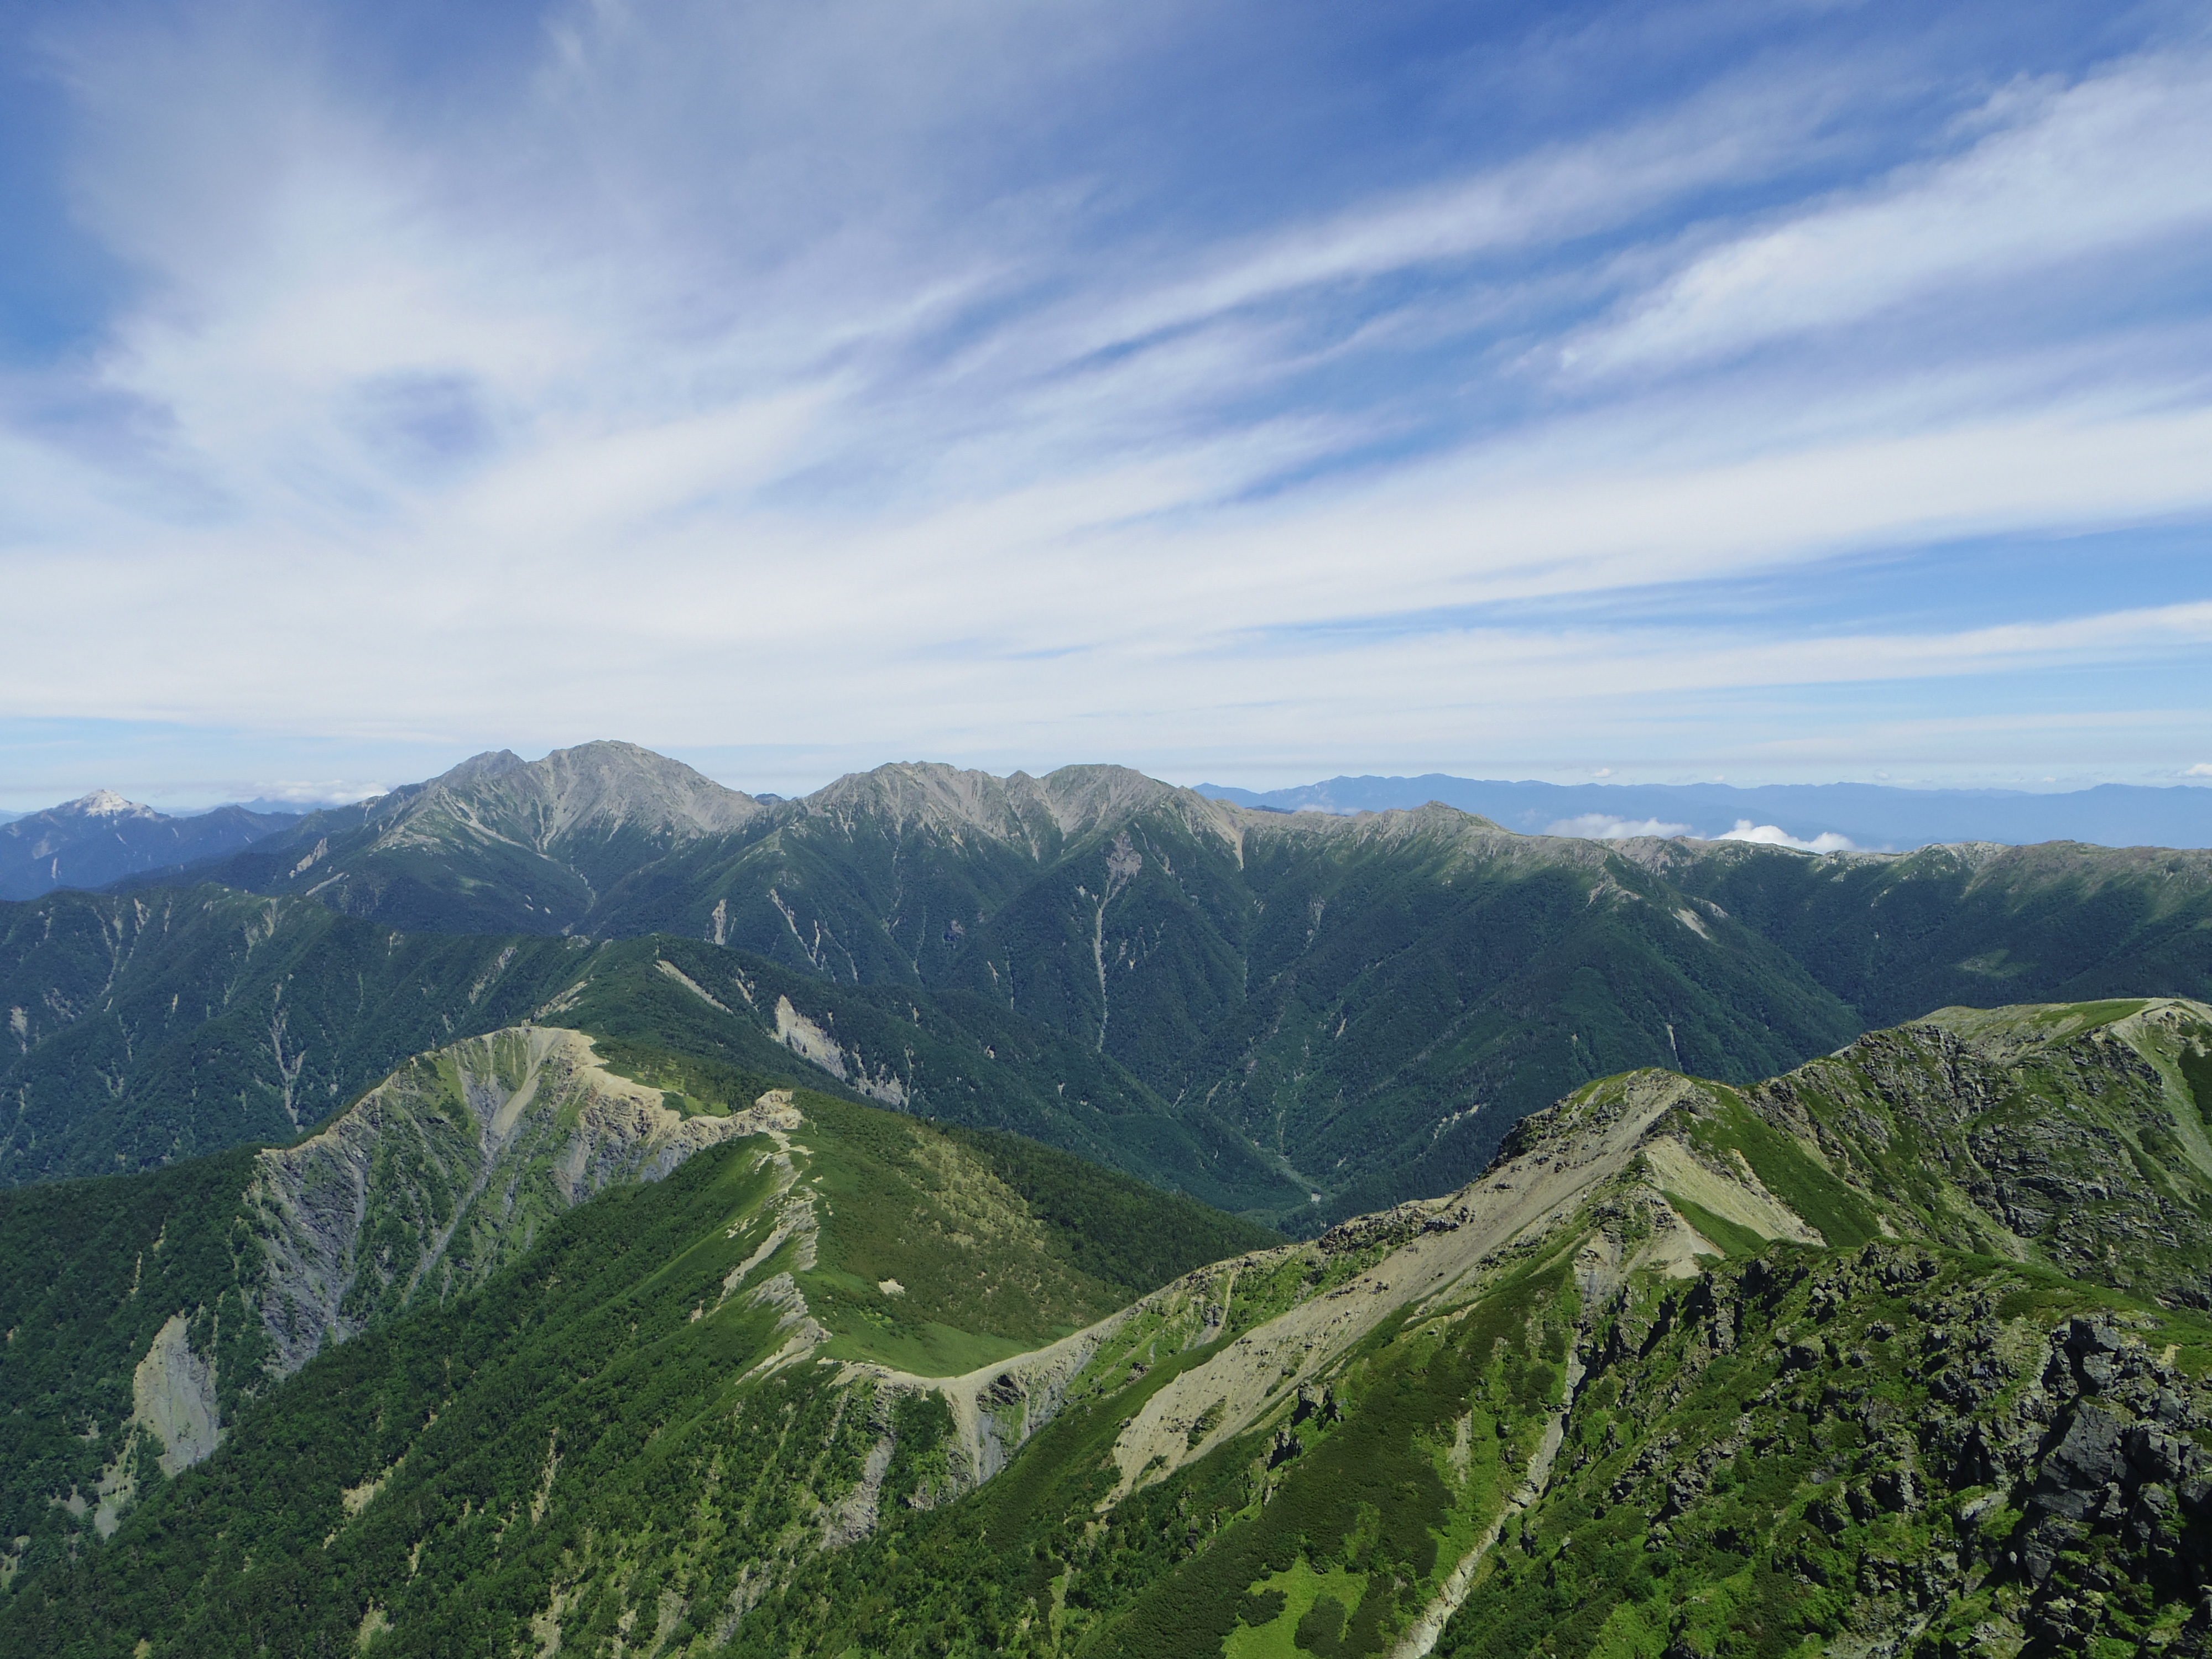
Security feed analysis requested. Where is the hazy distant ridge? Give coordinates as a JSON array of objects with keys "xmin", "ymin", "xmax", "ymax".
[
  {"xmin": 0, "ymin": 792, "xmax": 302, "ymax": 900},
  {"xmin": 1195, "ymin": 774, "xmax": 2212, "ymax": 849}
]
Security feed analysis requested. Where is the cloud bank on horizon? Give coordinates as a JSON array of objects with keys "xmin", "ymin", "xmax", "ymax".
[
  {"xmin": 2, "ymin": 0, "xmax": 2210, "ymax": 802},
  {"xmin": 1541, "ymin": 813, "xmax": 1857, "ymax": 852}
]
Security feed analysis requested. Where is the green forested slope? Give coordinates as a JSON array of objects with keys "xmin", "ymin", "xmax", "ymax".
[
  {"xmin": 0, "ymin": 889, "xmax": 1302, "ymax": 1213},
  {"xmin": 12, "ymin": 997, "xmax": 2212, "ymax": 1656},
  {"xmin": 0, "ymin": 1026, "xmax": 820, "ymax": 1579},
  {"xmin": 560, "ymin": 934, "xmax": 1306, "ymax": 1214},
  {"xmin": 0, "ymin": 1074, "xmax": 1277, "ymax": 1653},
  {"xmin": 0, "ymin": 888, "xmax": 592, "ymax": 1182},
  {"xmin": 1661, "ymin": 837, "xmax": 2212, "ymax": 1029},
  {"xmin": 0, "ymin": 1149, "xmax": 269, "ymax": 1578}
]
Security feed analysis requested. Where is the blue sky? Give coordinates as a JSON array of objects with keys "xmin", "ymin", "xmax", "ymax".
[{"xmin": 2, "ymin": 0, "xmax": 2210, "ymax": 808}]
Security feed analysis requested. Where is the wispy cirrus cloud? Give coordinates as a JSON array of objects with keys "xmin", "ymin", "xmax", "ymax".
[
  {"xmin": 1, "ymin": 0, "xmax": 2209, "ymax": 800},
  {"xmin": 1568, "ymin": 50, "xmax": 2212, "ymax": 374}
]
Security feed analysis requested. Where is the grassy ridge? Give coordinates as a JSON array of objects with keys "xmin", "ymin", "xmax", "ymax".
[
  {"xmin": 938, "ymin": 1123, "xmax": 1280, "ymax": 1300},
  {"xmin": 17, "ymin": 997, "xmax": 2212, "ymax": 1654},
  {"xmin": 0, "ymin": 1061, "xmax": 1284, "ymax": 1652},
  {"xmin": 1690, "ymin": 1087, "xmax": 1884, "ymax": 1249}
]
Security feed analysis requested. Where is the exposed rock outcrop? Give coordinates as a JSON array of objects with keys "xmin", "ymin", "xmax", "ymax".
[{"xmin": 248, "ymin": 1025, "xmax": 796, "ymax": 1374}]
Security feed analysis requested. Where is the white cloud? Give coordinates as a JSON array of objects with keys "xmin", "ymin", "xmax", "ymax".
[
  {"xmin": 1065, "ymin": 68, "xmax": 1864, "ymax": 356},
  {"xmin": 4, "ymin": 6, "xmax": 2212, "ymax": 790},
  {"xmin": 2187, "ymin": 764, "xmax": 2212, "ymax": 778},
  {"xmin": 244, "ymin": 780, "xmax": 390, "ymax": 806},
  {"xmin": 1716, "ymin": 821, "xmax": 1858, "ymax": 853},
  {"xmin": 1545, "ymin": 814, "xmax": 1692, "ymax": 841},
  {"xmin": 1574, "ymin": 51, "xmax": 2212, "ymax": 372}
]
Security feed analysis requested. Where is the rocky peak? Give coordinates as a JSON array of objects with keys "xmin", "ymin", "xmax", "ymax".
[
  {"xmin": 518, "ymin": 742, "xmax": 760, "ymax": 839},
  {"xmin": 427, "ymin": 750, "xmax": 526, "ymax": 789},
  {"xmin": 61, "ymin": 790, "xmax": 156, "ymax": 820},
  {"xmin": 795, "ymin": 761, "xmax": 1236, "ymax": 854},
  {"xmin": 800, "ymin": 763, "xmax": 1058, "ymax": 842},
  {"xmin": 400, "ymin": 742, "xmax": 761, "ymax": 847}
]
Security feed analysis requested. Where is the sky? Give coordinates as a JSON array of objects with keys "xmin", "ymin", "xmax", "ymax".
[{"xmin": 3, "ymin": 0, "xmax": 2211, "ymax": 809}]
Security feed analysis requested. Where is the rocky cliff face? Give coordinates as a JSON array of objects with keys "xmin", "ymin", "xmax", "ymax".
[
  {"xmin": 70, "ymin": 1025, "xmax": 782, "ymax": 1536},
  {"xmin": 1744, "ymin": 997, "xmax": 2212, "ymax": 1306},
  {"xmin": 245, "ymin": 1024, "xmax": 790, "ymax": 1374},
  {"xmin": 1432, "ymin": 1246, "xmax": 2212, "ymax": 1659}
]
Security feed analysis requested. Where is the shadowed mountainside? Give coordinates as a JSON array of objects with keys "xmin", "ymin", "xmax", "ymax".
[{"xmin": 0, "ymin": 893, "xmax": 1301, "ymax": 1213}]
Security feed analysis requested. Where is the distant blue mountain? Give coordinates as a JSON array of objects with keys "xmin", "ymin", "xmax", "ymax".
[
  {"xmin": 1191, "ymin": 775, "xmax": 2212, "ymax": 851},
  {"xmin": 0, "ymin": 791, "xmax": 303, "ymax": 899}
]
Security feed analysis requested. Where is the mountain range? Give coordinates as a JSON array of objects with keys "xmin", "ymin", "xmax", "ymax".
[
  {"xmin": 8, "ymin": 993, "xmax": 2212, "ymax": 1656},
  {"xmin": 1197, "ymin": 774, "xmax": 2212, "ymax": 851},
  {"xmin": 0, "ymin": 791, "xmax": 301, "ymax": 901},
  {"xmin": 9, "ymin": 738, "xmax": 2212, "ymax": 1652},
  {"xmin": 13, "ymin": 748, "xmax": 2212, "ymax": 1655},
  {"xmin": 20, "ymin": 740, "xmax": 2200, "ymax": 1230},
  {"xmin": 7, "ymin": 760, "xmax": 2206, "ymax": 911}
]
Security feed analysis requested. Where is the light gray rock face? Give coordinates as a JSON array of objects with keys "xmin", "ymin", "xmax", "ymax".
[
  {"xmin": 246, "ymin": 1024, "xmax": 789, "ymax": 1375},
  {"xmin": 81, "ymin": 1024, "xmax": 787, "ymax": 1532},
  {"xmin": 131, "ymin": 1313, "xmax": 222, "ymax": 1478},
  {"xmin": 450, "ymin": 741, "xmax": 763, "ymax": 843},
  {"xmin": 87, "ymin": 1312, "xmax": 227, "ymax": 1538}
]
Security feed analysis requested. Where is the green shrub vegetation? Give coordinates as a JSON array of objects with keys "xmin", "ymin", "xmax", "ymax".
[{"xmin": 9, "ymin": 988, "xmax": 2212, "ymax": 1656}]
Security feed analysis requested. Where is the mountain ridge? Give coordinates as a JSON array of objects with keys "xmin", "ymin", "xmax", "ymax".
[
  {"xmin": 0, "ymin": 1024, "xmax": 1279, "ymax": 1581},
  {"xmin": 55, "ymin": 743, "xmax": 2212, "ymax": 1225},
  {"xmin": 12, "ymin": 993, "xmax": 2212, "ymax": 1655}
]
